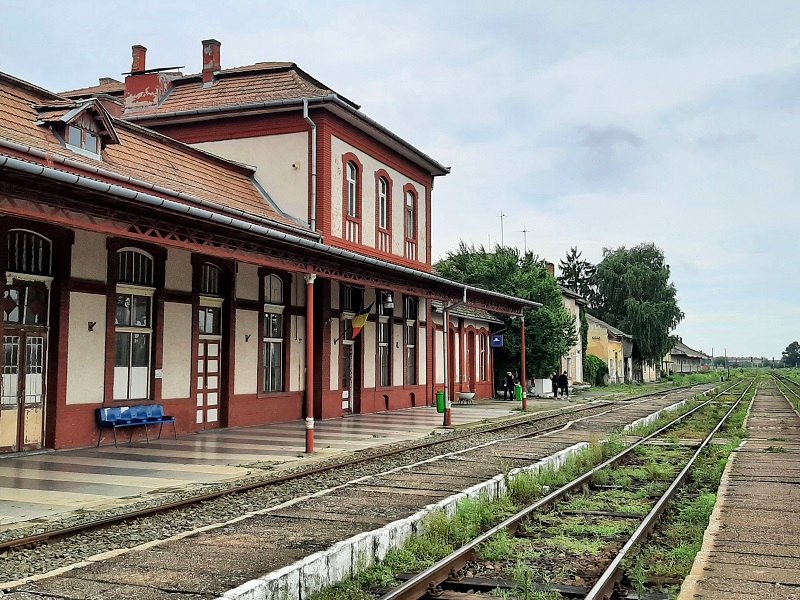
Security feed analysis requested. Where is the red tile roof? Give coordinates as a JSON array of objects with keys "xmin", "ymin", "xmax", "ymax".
[
  {"xmin": 123, "ymin": 63, "xmax": 354, "ymax": 118},
  {"xmin": 0, "ymin": 72, "xmax": 311, "ymax": 234},
  {"xmin": 61, "ymin": 78, "xmax": 125, "ymax": 98}
]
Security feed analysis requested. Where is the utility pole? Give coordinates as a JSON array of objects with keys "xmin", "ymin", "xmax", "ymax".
[
  {"xmin": 498, "ymin": 211, "xmax": 506, "ymax": 247},
  {"xmin": 521, "ymin": 226, "xmax": 529, "ymax": 254},
  {"xmin": 725, "ymin": 348, "xmax": 729, "ymax": 380}
]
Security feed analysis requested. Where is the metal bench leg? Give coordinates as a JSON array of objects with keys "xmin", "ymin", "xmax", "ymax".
[
  {"xmin": 112, "ymin": 427, "xmax": 119, "ymax": 448},
  {"xmin": 158, "ymin": 422, "xmax": 164, "ymax": 440},
  {"xmin": 171, "ymin": 421, "xmax": 177, "ymax": 440},
  {"xmin": 143, "ymin": 424, "xmax": 150, "ymax": 444}
]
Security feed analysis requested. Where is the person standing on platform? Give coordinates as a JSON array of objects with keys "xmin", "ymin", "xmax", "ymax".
[
  {"xmin": 551, "ymin": 373, "xmax": 559, "ymax": 398},
  {"xmin": 558, "ymin": 371, "xmax": 569, "ymax": 398},
  {"xmin": 504, "ymin": 372, "xmax": 515, "ymax": 400}
]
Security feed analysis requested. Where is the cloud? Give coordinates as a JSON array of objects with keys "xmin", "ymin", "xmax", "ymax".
[{"xmin": 696, "ymin": 130, "xmax": 757, "ymax": 148}]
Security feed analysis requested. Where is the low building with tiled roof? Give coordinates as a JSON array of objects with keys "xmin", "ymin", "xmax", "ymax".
[
  {"xmin": 586, "ymin": 313, "xmax": 634, "ymax": 384},
  {"xmin": 0, "ymin": 64, "xmax": 536, "ymax": 455},
  {"xmin": 664, "ymin": 339, "xmax": 710, "ymax": 375}
]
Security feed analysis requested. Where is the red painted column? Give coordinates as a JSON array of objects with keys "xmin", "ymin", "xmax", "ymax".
[
  {"xmin": 520, "ymin": 314, "xmax": 527, "ymax": 410},
  {"xmin": 304, "ymin": 274, "xmax": 316, "ymax": 452}
]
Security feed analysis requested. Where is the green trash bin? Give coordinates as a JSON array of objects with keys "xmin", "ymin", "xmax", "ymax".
[
  {"xmin": 514, "ymin": 383, "xmax": 523, "ymax": 402},
  {"xmin": 436, "ymin": 390, "xmax": 446, "ymax": 413}
]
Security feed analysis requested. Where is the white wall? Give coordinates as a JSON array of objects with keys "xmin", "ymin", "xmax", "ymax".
[
  {"xmin": 66, "ymin": 292, "xmax": 106, "ymax": 405},
  {"xmin": 234, "ymin": 309, "xmax": 259, "ymax": 395},
  {"xmin": 193, "ymin": 134, "xmax": 310, "ymax": 223},
  {"xmin": 161, "ymin": 302, "xmax": 192, "ymax": 399},
  {"xmin": 288, "ymin": 315, "xmax": 306, "ymax": 392},
  {"xmin": 329, "ymin": 319, "xmax": 340, "ymax": 390},
  {"xmin": 71, "ymin": 230, "xmax": 106, "ymax": 281},
  {"xmin": 417, "ymin": 328, "xmax": 427, "ymax": 385},
  {"xmin": 237, "ymin": 262, "xmax": 260, "ymax": 301},
  {"xmin": 330, "ymin": 136, "xmax": 428, "ymax": 263},
  {"xmin": 166, "ymin": 248, "xmax": 192, "ymax": 292}
]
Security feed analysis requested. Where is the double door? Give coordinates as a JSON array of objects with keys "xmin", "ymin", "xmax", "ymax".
[{"xmin": 1, "ymin": 330, "xmax": 46, "ymax": 452}]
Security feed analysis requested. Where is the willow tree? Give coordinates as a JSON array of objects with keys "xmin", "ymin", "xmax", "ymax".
[
  {"xmin": 593, "ymin": 243, "xmax": 683, "ymax": 365},
  {"xmin": 436, "ymin": 243, "xmax": 576, "ymax": 379}
]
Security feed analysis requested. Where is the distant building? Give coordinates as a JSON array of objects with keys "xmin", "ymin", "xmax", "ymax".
[
  {"xmin": 586, "ymin": 314, "xmax": 632, "ymax": 384},
  {"xmin": 664, "ymin": 340, "xmax": 710, "ymax": 374}
]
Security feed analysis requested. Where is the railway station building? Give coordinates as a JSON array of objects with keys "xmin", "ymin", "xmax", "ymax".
[{"xmin": 0, "ymin": 42, "xmax": 536, "ymax": 455}]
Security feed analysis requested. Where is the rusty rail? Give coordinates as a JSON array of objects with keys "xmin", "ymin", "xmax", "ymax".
[{"xmin": 378, "ymin": 379, "xmax": 746, "ymax": 600}]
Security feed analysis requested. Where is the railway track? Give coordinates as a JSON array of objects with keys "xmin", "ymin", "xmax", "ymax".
[
  {"xmin": 1, "ymin": 384, "xmax": 724, "ymax": 595},
  {"xmin": 376, "ymin": 379, "xmax": 754, "ymax": 600}
]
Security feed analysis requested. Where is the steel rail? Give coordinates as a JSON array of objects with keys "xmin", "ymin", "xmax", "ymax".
[
  {"xmin": 0, "ymin": 398, "xmax": 618, "ymax": 551},
  {"xmin": 584, "ymin": 377, "xmax": 756, "ymax": 599},
  {"xmin": 378, "ymin": 379, "xmax": 744, "ymax": 600},
  {"xmin": 2, "ymin": 384, "xmax": 715, "ymax": 551}
]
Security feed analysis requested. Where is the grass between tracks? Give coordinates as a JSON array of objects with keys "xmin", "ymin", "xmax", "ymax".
[
  {"xmin": 309, "ymin": 386, "xmax": 739, "ymax": 600},
  {"xmin": 621, "ymin": 382, "xmax": 754, "ymax": 599}
]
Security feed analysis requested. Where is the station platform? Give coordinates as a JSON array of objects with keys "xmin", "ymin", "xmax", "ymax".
[
  {"xmin": 679, "ymin": 387, "xmax": 800, "ymax": 599},
  {"xmin": 0, "ymin": 397, "xmax": 583, "ymax": 533}
]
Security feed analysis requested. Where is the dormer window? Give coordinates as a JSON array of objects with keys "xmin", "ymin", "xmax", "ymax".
[
  {"xmin": 35, "ymin": 99, "xmax": 119, "ymax": 161},
  {"xmin": 66, "ymin": 125, "xmax": 100, "ymax": 156}
]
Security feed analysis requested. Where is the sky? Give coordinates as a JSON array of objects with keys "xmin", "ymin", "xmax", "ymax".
[{"xmin": 2, "ymin": 1, "xmax": 798, "ymax": 359}]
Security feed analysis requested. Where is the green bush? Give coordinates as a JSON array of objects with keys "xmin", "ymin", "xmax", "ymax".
[{"xmin": 584, "ymin": 354, "xmax": 608, "ymax": 386}]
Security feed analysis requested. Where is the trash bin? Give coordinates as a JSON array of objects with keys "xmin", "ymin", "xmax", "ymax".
[
  {"xmin": 514, "ymin": 383, "xmax": 523, "ymax": 401},
  {"xmin": 436, "ymin": 390, "xmax": 446, "ymax": 413}
]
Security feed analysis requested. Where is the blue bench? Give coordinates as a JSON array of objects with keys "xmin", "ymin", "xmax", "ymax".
[{"xmin": 97, "ymin": 404, "xmax": 176, "ymax": 447}]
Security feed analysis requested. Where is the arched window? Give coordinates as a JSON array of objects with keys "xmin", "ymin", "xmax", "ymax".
[
  {"xmin": 6, "ymin": 230, "xmax": 52, "ymax": 277},
  {"xmin": 114, "ymin": 249, "xmax": 154, "ymax": 400},
  {"xmin": 343, "ymin": 156, "xmax": 362, "ymax": 243},
  {"xmin": 263, "ymin": 274, "xmax": 285, "ymax": 392},
  {"xmin": 3, "ymin": 230, "xmax": 52, "ymax": 326},
  {"xmin": 347, "ymin": 162, "xmax": 358, "ymax": 218},
  {"xmin": 376, "ymin": 175, "xmax": 392, "ymax": 253},
  {"xmin": 377, "ymin": 291, "xmax": 392, "ymax": 387},
  {"xmin": 200, "ymin": 263, "xmax": 221, "ymax": 296},
  {"xmin": 378, "ymin": 177, "xmax": 388, "ymax": 229},
  {"xmin": 404, "ymin": 296, "xmax": 417, "ymax": 385},
  {"xmin": 479, "ymin": 333, "xmax": 487, "ymax": 381},
  {"xmin": 404, "ymin": 188, "xmax": 418, "ymax": 260}
]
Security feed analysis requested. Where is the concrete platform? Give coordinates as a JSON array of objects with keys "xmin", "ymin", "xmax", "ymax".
[
  {"xmin": 0, "ymin": 397, "xmax": 581, "ymax": 531},
  {"xmin": 679, "ymin": 387, "xmax": 800, "ymax": 600}
]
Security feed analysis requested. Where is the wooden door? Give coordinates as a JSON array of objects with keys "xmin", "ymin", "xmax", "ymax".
[
  {"xmin": 196, "ymin": 338, "xmax": 221, "ymax": 429},
  {"xmin": 1, "ymin": 332, "xmax": 46, "ymax": 452}
]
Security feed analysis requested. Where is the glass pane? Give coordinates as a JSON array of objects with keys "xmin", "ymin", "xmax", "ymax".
[
  {"xmin": 115, "ymin": 332, "xmax": 131, "ymax": 367},
  {"xmin": 132, "ymin": 295, "xmax": 150, "ymax": 327},
  {"xmin": 208, "ymin": 307, "xmax": 221, "ymax": 335},
  {"xmin": 84, "ymin": 131, "xmax": 98, "ymax": 153},
  {"xmin": 68, "ymin": 126, "xmax": 81, "ymax": 146},
  {"xmin": 266, "ymin": 275, "xmax": 283, "ymax": 305},
  {"xmin": 270, "ymin": 313, "xmax": 283, "ymax": 338},
  {"xmin": 115, "ymin": 295, "xmax": 131, "ymax": 326},
  {"xmin": 198, "ymin": 308, "xmax": 206, "ymax": 334},
  {"xmin": 3, "ymin": 288, "xmax": 21, "ymax": 323},
  {"xmin": 270, "ymin": 342, "xmax": 283, "ymax": 391},
  {"xmin": 406, "ymin": 347, "xmax": 417, "ymax": 385},
  {"xmin": 23, "ymin": 285, "xmax": 49, "ymax": 325},
  {"xmin": 131, "ymin": 333, "xmax": 150, "ymax": 367},
  {"xmin": 380, "ymin": 346, "xmax": 390, "ymax": 386},
  {"xmin": 343, "ymin": 320, "xmax": 353, "ymax": 341}
]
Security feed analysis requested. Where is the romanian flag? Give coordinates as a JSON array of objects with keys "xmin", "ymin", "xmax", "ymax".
[{"xmin": 351, "ymin": 302, "xmax": 374, "ymax": 339}]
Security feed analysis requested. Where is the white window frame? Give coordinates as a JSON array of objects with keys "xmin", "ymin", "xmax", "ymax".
[
  {"xmin": 114, "ymin": 283, "xmax": 154, "ymax": 401},
  {"xmin": 378, "ymin": 177, "xmax": 388, "ymax": 229},
  {"xmin": 347, "ymin": 162, "xmax": 358, "ymax": 218}
]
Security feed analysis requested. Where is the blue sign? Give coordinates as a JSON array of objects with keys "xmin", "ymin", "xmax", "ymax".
[{"xmin": 490, "ymin": 335, "xmax": 504, "ymax": 348}]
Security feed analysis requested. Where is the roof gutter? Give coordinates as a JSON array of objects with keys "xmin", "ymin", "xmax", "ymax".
[
  {"xmin": 0, "ymin": 137, "xmax": 319, "ymax": 241},
  {"xmin": 0, "ymin": 153, "xmax": 539, "ymax": 311}
]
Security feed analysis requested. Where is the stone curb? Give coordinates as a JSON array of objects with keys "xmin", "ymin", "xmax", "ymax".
[{"xmin": 217, "ymin": 442, "xmax": 589, "ymax": 600}]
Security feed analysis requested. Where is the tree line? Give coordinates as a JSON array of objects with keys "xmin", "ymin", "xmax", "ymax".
[{"xmin": 436, "ymin": 241, "xmax": 682, "ymax": 382}]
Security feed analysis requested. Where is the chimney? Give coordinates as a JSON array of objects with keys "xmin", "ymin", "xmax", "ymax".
[
  {"xmin": 131, "ymin": 45, "xmax": 147, "ymax": 73},
  {"xmin": 545, "ymin": 261, "xmax": 555, "ymax": 277},
  {"xmin": 124, "ymin": 44, "xmax": 177, "ymax": 109},
  {"xmin": 202, "ymin": 39, "xmax": 221, "ymax": 84}
]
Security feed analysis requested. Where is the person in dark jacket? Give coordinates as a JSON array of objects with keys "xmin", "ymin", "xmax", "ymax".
[
  {"xmin": 504, "ymin": 372, "xmax": 515, "ymax": 400},
  {"xmin": 551, "ymin": 373, "xmax": 559, "ymax": 398},
  {"xmin": 558, "ymin": 371, "xmax": 569, "ymax": 398}
]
